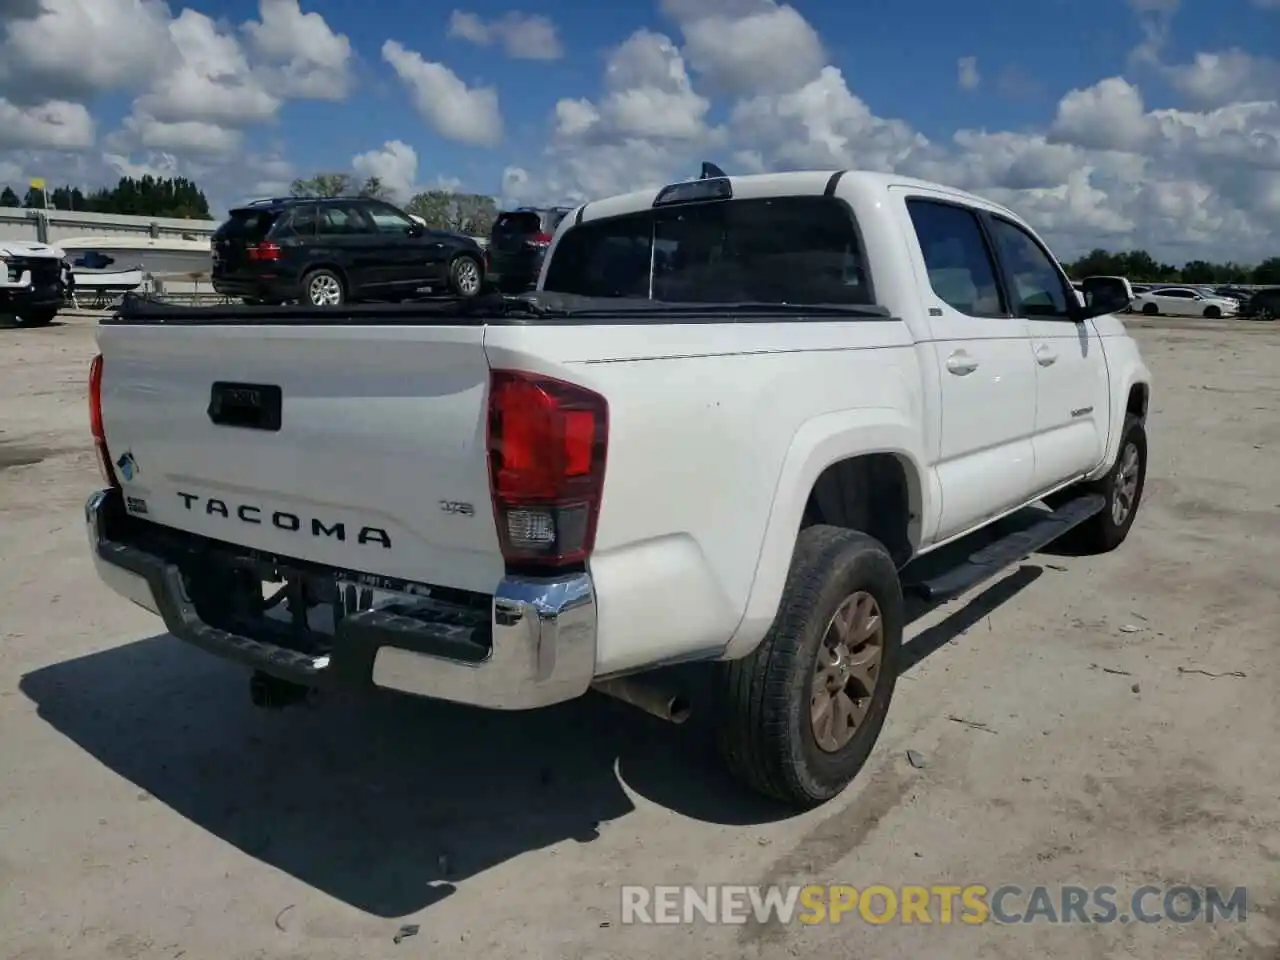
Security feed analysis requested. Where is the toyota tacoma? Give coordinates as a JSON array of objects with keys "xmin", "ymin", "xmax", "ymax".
[{"xmin": 85, "ymin": 168, "xmax": 1151, "ymax": 807}]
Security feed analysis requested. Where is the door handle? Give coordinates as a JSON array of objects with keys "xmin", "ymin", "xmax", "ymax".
[
  {"xmin": 1035, "ymin": 345, "xmax": 1058, "ymax": 366},
  {"xmin": 945, "ymin": 351, "xmax": 979, "ymax": 376}
]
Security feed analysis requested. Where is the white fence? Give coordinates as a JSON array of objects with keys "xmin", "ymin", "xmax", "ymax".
[{"xmin": 0, "ymin": 206, "xmax": 220, "ymax": 246}]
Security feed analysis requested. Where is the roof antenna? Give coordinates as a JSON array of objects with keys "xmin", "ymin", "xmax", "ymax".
[{"xmin": 699, "ymin": 161, "xmax": 727, "ymax": 180}]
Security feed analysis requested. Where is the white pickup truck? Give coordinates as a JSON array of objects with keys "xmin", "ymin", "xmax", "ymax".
[
  {"xmin": 1, "ymin": 239, "xmax": 67, "ymax": 327},
  {"xmin": 86, "ymin": 168, "xmax": 1151, "ymax": 808}
]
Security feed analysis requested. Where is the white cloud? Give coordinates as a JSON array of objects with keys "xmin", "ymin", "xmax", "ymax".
[
  {"xmin": 136, "ymin": 10, "xmax": 280, "ymax": 127},
  {"xmin": 382, "ymin": 39, "xmax": 503, "ymax": 147},
  {"xmin": 1162, "ymin": 50, "xmax": 1280, "ymax": 108},
  {"xmin": 352, "ymin": 139, "xmax": 419, "ymax": 200},
  {"xmin": 243, "ymin": 0, "xmax": 354, "ymax": 100},
  {"xmin": 447, "ymin": 9, "xmax": 563, "ymax": 60},
  {"xmin": 660, "ymin": 0, "xmax": 825, "ymax": 96},
  {"xmin": 0, "ymin": 98, "xmax": 94, "ymax": 149},
  {"xmin": 957, "ymin": 56, "xmax": 980, "ymax": 91},
  {"xmin": 0, "ymin": 0, "xmax": 171, "ymax": 102},
  {"xmin": 554, "ymin": 30, "xmax": 711, "ymax": 143},
  {"xmin": 503, "ymin": 0, "xmax": 1280, "ymax": 264}
]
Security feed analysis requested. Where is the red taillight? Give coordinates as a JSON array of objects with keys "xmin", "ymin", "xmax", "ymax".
[
  {"xmin": 247, "ymin": 241, "xmax": 281, "ymax": 262},
  {"xmin": 89, "ymin": 353, "xmax": 118, "ymax": 488},
  {"xmin": 529, "ymin": 231, "xmax": 553, "ymax": 248},
  {"xmin": 487, "ymin": 370, "xmax": 608, "ymax": 567}
]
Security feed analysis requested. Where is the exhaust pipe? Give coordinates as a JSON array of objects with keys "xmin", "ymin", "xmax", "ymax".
[{"xmin": 592, "ymin": 676, "xmax": 692, "ymax": 724}]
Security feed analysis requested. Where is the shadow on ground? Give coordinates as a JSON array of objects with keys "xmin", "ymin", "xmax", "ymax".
[
  {"xmin": 0, "ymin": 318, "xmax": 65, "ymax": 330},
  {"xmin": 19, "ymin": 509, "xmax": 1050, "ymax": 918}
]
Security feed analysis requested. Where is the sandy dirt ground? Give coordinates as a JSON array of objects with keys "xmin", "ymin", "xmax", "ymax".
[{"xmin": 1, "ymin": 311, "xmax": 1278, "ymax": 960}]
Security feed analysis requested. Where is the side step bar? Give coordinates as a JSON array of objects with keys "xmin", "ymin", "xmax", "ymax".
[{"xmin": 907, "ymin": 493, "xmax": 1106, "ymax": 603}]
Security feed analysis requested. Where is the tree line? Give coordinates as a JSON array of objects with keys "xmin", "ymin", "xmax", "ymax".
[
  {"xmin": 1065, "ymin": 248, "xmax": 1280, "ymax": 286},
  {"xmin": 289, "ymin": 173, "xmax": 498, "ymax": 236},
  {"xmin": 0, "ymin": 176, "xmax": 211, "ymax": 219}
]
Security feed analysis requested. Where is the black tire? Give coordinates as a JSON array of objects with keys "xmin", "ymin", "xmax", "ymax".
[
  {"xmin": 714, "ymin": 526, "xmax": 904, "ymax": 808},
  {"xmin": 1058, "ymin": 415, "xmax": 1147, "ymax": 554},
  {"xmin": 448, "ymin": 254, "xmax": 484, "ymax": 298},
  {"xmin": 1141, "ymin": 302, "xmax": 1158, "ymax": 316},
  {"xmin": 1203, "ymin": 305, "xmax": 1221, "ymax": 319},
  {"xmin": 14, "ymin": 307, "xmax": 57, "ymax": 327},
  {"xmin": 302, "ymin": 268, "xmax": 345, "ymax": 307}
]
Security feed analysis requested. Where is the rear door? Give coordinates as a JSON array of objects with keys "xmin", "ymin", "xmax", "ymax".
[
  {"xmin": 892, "ymin": 190, "xmax": 1038, "ymax": 542},
  {"xmin": 311, "ymin": 201, "xmax": 385, "ymax": 292}
]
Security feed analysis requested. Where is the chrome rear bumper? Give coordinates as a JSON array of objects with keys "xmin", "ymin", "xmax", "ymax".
[{"xmin": 85, "ymin": 488, "xmax": 597, "ymax": 710}]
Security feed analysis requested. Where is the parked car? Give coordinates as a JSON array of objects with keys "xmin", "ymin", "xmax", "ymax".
[
  {"xmin": 212, "ymin": 196, "xmax": 487, "ymax": 306},
  {"xmin": 1130, "ymin": 286, "xmax": 1239, "ymax": 318},
  {"xmin": 1243, "ymin": 286, "xmax": 1280, "ymax": 320},
  {"xmin": 0, "ymin": 239, "xmax": 66, "ymax": 327},
  {"xmin": 86, "ymin": 167, "xmax": 1151, "ymax": 809},
  {"xmin": 485, "ymin": 206, "xmax": 573, "ymax": 291},
  {"xmin": 1213, "ymin": 286, "xmax": 1252, "ymax": 301}
]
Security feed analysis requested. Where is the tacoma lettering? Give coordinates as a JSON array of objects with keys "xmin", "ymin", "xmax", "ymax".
[{"xmin": 176, "ymin": 491, "xmax": 391, "ymax": 548}]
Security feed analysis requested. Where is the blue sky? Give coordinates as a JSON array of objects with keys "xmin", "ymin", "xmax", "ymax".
[
  {"xmin": 168, "ymin": 0, "xmax": 1276, "ymax": 199},
  {"xmin": 1, "ymin": 0, "xmax": 1278, "ymax": 260}
]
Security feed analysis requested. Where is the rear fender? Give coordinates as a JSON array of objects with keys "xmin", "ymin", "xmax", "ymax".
[{"xmin": 721, "ymin": 407, "xmax": 931, "ymax": 659}]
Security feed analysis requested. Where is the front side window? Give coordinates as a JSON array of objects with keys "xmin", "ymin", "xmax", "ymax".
[
  {"xmin": 543, "ymin": 196, "xmax": 873, "ymax": 305},
  {"xmin": 365, "ymin": 203, "xmax": 416, "ymax": 235},
  {"xmin": 987, "ymin": 216, "xmax": 1071, "ymax": 317}
]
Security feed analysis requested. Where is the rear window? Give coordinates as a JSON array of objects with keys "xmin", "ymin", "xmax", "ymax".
[
  {"xmin": 218, "ymin": 208, "xmax": 280, "ymax": 241},
  {"xmin": 494, "ymin": 211, "xmax": 544, "ymax": 235},
  {"xmin": 542, "ymin": 196, "xmax": 873, "ymax": 305}
]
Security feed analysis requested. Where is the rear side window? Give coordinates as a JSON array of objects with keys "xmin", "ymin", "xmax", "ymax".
[
  {"xmin": 273, "ymin": 204, "xmax": 317, "ymax": 238},
  {"xmin": 906, "ymin": 199, "xmax": 1005, "ymax": 318},
  {"xmin": 218, "ymin": 209, "xmax": 280, "ymax": 241},
  {"xmin": 317, "ymin": 203, "xmax": 374, "ymax": 236},
  {"xmin": 543, "ymin": 196, "xmax": 873, "ymax": 305}
]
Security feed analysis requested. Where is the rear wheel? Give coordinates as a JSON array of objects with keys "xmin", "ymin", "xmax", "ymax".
[
  {"xmin": 303, "ymin": 268, "xmax": 345, "ymax": 307},
  {"xmin": 714, "ymin": 526, "xmax": 903, "ymax": 808},
  {"xmin": 14, "ymin": 307, "xmax": 57, "ymax": 327},
  {"xmin": 1141, "ymin": 302, "xmax": 1158, "ymax": 316},
  {"xmin": 448, "ymin": 255, "xmax": 483, "ymax": 297}
]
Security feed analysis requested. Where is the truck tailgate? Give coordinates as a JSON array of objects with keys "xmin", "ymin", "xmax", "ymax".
[{"xmin": 96, "ymin": 323, "xmax": 504, "ymax": 594}]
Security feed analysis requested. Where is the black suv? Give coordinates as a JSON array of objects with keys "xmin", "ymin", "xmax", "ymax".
[
  {"xmin": 212, "ymin": 196, "xmax": 487, "ymax": 306},
  {"xmin": 485, "ymin": 206, "xmax": 573, "ymax": 291}
]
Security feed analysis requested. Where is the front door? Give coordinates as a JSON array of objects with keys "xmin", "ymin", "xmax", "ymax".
[
  {"xmin": 984, "ymin": 215, "xmax": 1109, "ymax": 492},
  {"xmin": 895, "ymin": 190, "xmax": 1039, "ymax": 543},
  {"xmin": 364, "ymin": 202, "xmax": 435, "ymax": 290}
]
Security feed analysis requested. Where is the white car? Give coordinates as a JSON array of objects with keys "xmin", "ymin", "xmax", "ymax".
[
  {"xmin": 1131, "ymin": 286, "xmax": 1239, "ymax": 318},
  {"xmin": 0, "ymin": 239, "xmax": 66, "ymax": 327},
  {"xmin": 85, "ymin": 168, "xmax": 1153, "ymax": 808}
]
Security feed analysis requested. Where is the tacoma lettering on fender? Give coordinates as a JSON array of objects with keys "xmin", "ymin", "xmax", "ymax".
[{"xmin": 85, "ymin": 167, "xmax": 1152, "ymax": 808}]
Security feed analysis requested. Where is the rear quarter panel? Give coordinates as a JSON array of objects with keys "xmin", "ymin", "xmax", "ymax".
[{"xmin": 484, "ymin": 320, "xmax": 928, "ymax": 676}]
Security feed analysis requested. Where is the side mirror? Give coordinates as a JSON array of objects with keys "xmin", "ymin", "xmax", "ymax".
[
  {"xmin": 407, "ymin": 222, "xmax": 424, "ymax": 237},
  {"xmin": 1078, "ymin": 290, "xmax": 1133, "ymax": 320}
]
